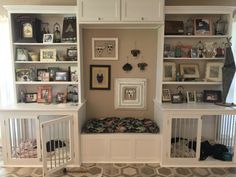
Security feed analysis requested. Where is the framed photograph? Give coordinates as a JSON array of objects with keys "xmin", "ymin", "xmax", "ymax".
[
  {"xmin": 205, "ymin": 62, "xmax": 223, "ymax": 82},
  {"xmin": 162, "ymin": 89, "xmax": 171, "ymax": 102},
  {"xmin": 69, "ymin": 66, "xmax": 79, "ymax": 82},
  {"xmin": 43, "ymin": 33, "xmax": 53, "ymax": 43},
  {"xmin": 62, "ymin": 16, "xmax": 77, "ymax": 42},
  {"xmin": 37, "ymin": 86, "xmax": 52, "ymax": 103},
  {"xmin": 114, "ymin": 78, "xmax": 147, "ymax": 109},
  {"xmin": 37, "ymin": 69, "xmax": 48, "ymax": 81},
  {"xmin": 203, "ymin": 90, "xmax": 222, "ymax": 103},
  {"xmin": 187, "ymin": 91, "xmax": 196, "ymax": 103},
  {"xmin": 16, "ymin": 48, "xmax": 28, "ymax": 61},
  {"xmin": 55, "ymin": 71, "xmax": 68, "ymax": 81},
  {"xmin": 40, "ymin": 49, "xmax": 56, "ymax": 62},
  {"xmin": 92, "ymin": 37, "xmax": 118, "ymax": 60},
  {"xmin": 90, "ymin": 65, "xmax": 111, "ymax": 90},
  {"xmin": 25, "ymin": 93, "xmax": 37, "ymax": 103},
  {"xmin": 194, "ymin": 18, "xmax": 212, "ymax": 35},
  {"xmin": 171, "ymin": 94, "xmax": 184, "ymax": 104},
  {"xmin": 191, "ymin": 48, "xmax": 198, "ymax": 58},
  {"xmin": 196, "ymin": 91, "xmax": 203, "ymax": 102},
  {"xmin": 56, "ymin": 92, "xmax": 67, "ymax": 103},
  {"xmin": 180, "ymin": 64, "xmax": 200, "ymax": 79},
  {"xmin": 163, "ymin": 62, "xmax": 176, "ymax": 81},
  {"xmin": 16, "ymin": 68, "xmax": 32, "ymax": 81},
  {"xmin": 67, "ymin": 47, "xmax": 77, "ymax": 61},
  {"xmin": 48, "ymin": 67, "xmax": 59, "ymax": 81}
]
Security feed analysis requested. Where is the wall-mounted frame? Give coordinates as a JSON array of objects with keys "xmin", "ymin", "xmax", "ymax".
[
  {"xmin": 180, "ymin": 64, "xmax": 200, "ymax": 79},
  {"xmin": 114, "ymin": 78, "xmax": 147, "ymax": 109},
  {"xmin": 194, "ymin": 17, "xmax": 212, "ymax": 35},
  {"xmin": 203, "ymin": 90, "xmax": 222, "ymax": 103},
  {"xmin": 37, "ymin": 86, "xmax": 52, "ymax": 103},
  {"xmin": 163, "ymin": 62, "xmax": 176, "ymax": 81},
  {"xmin": 205, "ymin": 62, "xmax": 223, "ymax": 82},
  {"xmin": 40, "ymin": 49, "xmax": 56, "ymax": 62},
  {"xmin": 90, "ymin": 65, "xmax": 111, "ymax": 90},
  {"xmin": 92, "ymin": 37, "xmax": 118, "ymax": 60}
]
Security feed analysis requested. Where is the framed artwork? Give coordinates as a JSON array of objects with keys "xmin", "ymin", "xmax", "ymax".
[
  {"xmin": 90, "ymin": 65, "xmax": 111, "ymax": 90},
  {"xmin": 186, "ymin": 91, "xmax": 196, "ymax": 103},
  {"xmin": 48, "ymin": 67, "xmax": 59, "ymax": 81},
  {"xmin": 25, "ymin": 93, "xmax": 37, "ymax": 103},
  {"xmin": 69, "ymin": 66, "xmax": 79, "ymax": 82},
  {"xmin": 55, "ymin": 71, "xmax": 68, "ymax": 81},
  {"xmin": 92, "ymin": 37, "xmax": 118, "ymax": 60},
  {"xmin": 40, "ymin": 49, "xmax": 56, "ymax": 62},
  {"xmin": 163, "ymin": 62, "xmax": 176, "ymax": 81},
  {"xmin": 203, "ymin": 90, "xmax": 222, "ymax": 103},
  {"xmin": 62, "ymin": 16, "xmax": 77, "ymax": 42},
  {"xmin": 196, "ymin": 91, "xmax": 203, "ymax": 102},
  {"xmin": 56, "ymin": 92, "xmax": 67, "ymax": 103},
  {"xmin": 37, "ymin": 86, "xmax": 52, "ymax": 103},
  {"xmin": 37, "ymin": 69, "xmax": 48, "ymax": 81},
  {"xmin": 180, "ymin": 64, "xmax": 200, "ymax": 79},
  {"xmin": 114, "ymin": 78, "xmax": 147, "ymax": 109},
  {"xmin": 16, "ymin": 48, "xmax": 28, "ymax": 61},
  {"xmin": 191, "ymin": 48, "xmax": 198, "ymax": 58},
  {"xmin": 162, "ymin": 89, "xmax": 171, "ymax": 102},
  {"xmin": 67, "ymin": 47, "xmax": 77, "ymax": 61},
  {"xmin": 16, "ymin": 68, "xmax": 32, "ymax": 81},
  {"xmin": 194, "ymin": 17, "xmax": 212, "ymax": 35},
  {"xmin": 43, "ymin": 33, "xmax": 53, "ymax": 43},
  {"xmin": 205, "ymin": 62, "xmax": 223, "ymax": 82}
]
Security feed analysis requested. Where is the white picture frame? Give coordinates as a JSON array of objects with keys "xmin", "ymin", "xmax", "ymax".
[
  {"xmin": 205, "ymin": 62, "xmax": 223, "ymax": 82},
  {"xmin": 180, "ymin": 64, "xmax": 200, "ymax": 79},
  {"xmin": 92, "ymin": 37, "xmax": 118, "ymax": 60},
  {"xmin": 43, "ymin": 33, "xmax": 54, "ymax": 43},
  {"xmin": 163, "ymin": 62, "xmax": 176, "ymax": 81},
  {"xmin": 114, "ymin": 78, "xmax": 147, "ymax": 109},
  {"xmin": 187, "ymin": 91, "xmax": 197, "ymax": 103},
  {"xmin": 40, "ymin": 49, "xmax": 57, "ymax": 62}
]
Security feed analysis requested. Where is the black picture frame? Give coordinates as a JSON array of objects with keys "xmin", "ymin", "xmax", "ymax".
[
  {"xmin": 171, "ymin": 93, "xmax": 184, "ymax": 104},
  {"xmin": 48, "ymin": 67, "xmax": 60, "ymax": 81},
  {"xmin": 90, "ymin": 65, "xmax": 111, "ymax": 90},
  {"xmin": 62, "ymin": 16, "xmax": 77, "ymax": 42},
  {"xmin": 203, "ymin": 90, "xmax": 222, "ymax": 103},
  {"xmin": 55, "ymin": 71, "xmax": 68, "ymax": 81},
  {"xmin": 25, "ymin": 93, "xmax": 38, "ymax": 103}
]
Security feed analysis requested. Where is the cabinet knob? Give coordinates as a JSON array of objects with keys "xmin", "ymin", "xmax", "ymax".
[{"xmin": 141, "ymin": 17, "xmax": 144, "ymax": 21}]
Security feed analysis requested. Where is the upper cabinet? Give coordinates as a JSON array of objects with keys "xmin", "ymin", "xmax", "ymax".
[
  {"xmin": 121, "ymin": 0, "xmax": 164, "ymax": 22},
  {"xmin": 78, "ymin": 0, "xmax": 164, "ymax": 23},
  {"xmin": 78, "ymin": 0, "xmax": 120, "ymax": 21}
]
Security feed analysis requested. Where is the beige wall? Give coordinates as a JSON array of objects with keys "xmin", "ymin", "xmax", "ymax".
[{"xmin": 83, "ymin": 29, "xmax": 157, "ymax": 119}]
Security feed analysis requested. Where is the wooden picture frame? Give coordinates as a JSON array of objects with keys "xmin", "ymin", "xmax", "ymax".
[
  {"xmin": 180, "ymin": 64, "xmax": 200, "ymax": 79},
  {"xmin": 203, "ymin": 90, "xmax": 222, "ymax": 103},
  {"xmin": 205, "ymin": 62, "xmax": 223, "ymax": 82},
  {"xmin": 194, "ymin": 17, "xmax": 212, "ymax": 35},
  {"xmin": 37, "ymin": 86, "xmax": 52, "ymax": 103},
  {"xmin": 114, "ymin": 78, "xmax": 147, "ymax": 109},
  {"xmin": 92, "ymin": 37, "xmax": 118, "ymax": 60},
  {"xmin": 163, "ymin": 62, "xmax": 176, "ymax": 81},
  {"xmin": 90, "ymin": 65, "xmax": 111, "ymax": 90},
  {"xmin": 25, "ymin": 93, "xmax": 37, "ymax": 103},
  {"xmin": 40, "ymin": 49, "xmax": 56, "ymax": 62},
  {"xmin": 187, "ymin": 91, "xmax": 197, "ymax": 103}
]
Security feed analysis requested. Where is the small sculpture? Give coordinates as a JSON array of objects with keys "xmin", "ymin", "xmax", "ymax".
[
  {"xmin": 123, "ymin": 63, "xmax": 133, "ymax": 72},
  {"xmin": 138, "ymin": 63, "xmax": 148, "ymax": 71}
]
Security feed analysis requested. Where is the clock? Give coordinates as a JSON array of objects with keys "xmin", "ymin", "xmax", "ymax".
[{"xmin": 15, "ymin": 15, "xmax": 41, "ymax": 43}]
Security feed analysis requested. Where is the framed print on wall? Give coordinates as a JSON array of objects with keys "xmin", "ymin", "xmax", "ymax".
[
  {"xmin": 92, "ymin": 37, "xmax": 118, "ymax": 60},
  {"xmin": 90, "ymin": 65, "xmax": 111, "ymax": 90},
  {"xmin": 114, "ymin": 78, "xmax": 147, "ymax": 109}
]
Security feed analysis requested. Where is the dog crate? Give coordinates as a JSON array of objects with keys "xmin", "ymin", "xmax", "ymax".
[{"xmin": 2, "ymin": 113, "xmax": 74, "ymax": 177}]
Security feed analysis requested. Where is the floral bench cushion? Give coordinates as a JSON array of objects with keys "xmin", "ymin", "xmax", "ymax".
[{"xmin": 83, "ymin": 117, "xmax": 159, "ymax": 133}]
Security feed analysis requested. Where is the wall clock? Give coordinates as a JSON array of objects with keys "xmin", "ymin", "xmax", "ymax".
[{"xmin": 15, "ymin": 15, "xmax": 41, "ymax": 43}]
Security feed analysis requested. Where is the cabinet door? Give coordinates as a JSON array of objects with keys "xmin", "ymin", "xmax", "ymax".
[
  {"xmin": 121, "ymin": 0, "xmax": 164, "ymax": 22},
  {"xmin": 78, "ymin": 0, "xmax": 120, "ymax": 22}
]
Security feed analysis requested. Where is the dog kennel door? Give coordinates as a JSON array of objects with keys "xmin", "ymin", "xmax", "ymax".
[{"xmin": 41, "ymin": 115, "xmax": 74, "ymax": 177}]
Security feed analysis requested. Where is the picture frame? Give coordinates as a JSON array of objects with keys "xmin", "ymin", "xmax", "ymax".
[
  {"xmin": 196, "ymin": 91, "xmax": 203, "ymax": 102},
  {"xmin": 171, "ymin": 93, "xmax": 184, "ymax": 104},
  {"xmin": 191, "ymin": 48, "xmax": 198, "ymax": 58},
  {"xmin": 203, "ymin": 90, "xmax": 222, "ymax": 103},
  {"xmin": 162, "ymin": 89, "xmax": 171, "ymax": 102},
  {"xmin": 25, "ymin": 93, "xmax": 37, "ymax": 103},
  {"xmin": 62, "ymin": 16, "xmax": 77, "ymax": 42},
  {"xmin": 37, "ymin": 69, "xmax": 48, "ymax": 81},
  {"xmin": 194, "ymin": 17, "xmax": 212, "ymax": 35},
  {"xmin": 69, "ymin": 66, "xmax": 79, "ymax": 82},
  {"xmin": 114, "ymin": 78, "xmax": 147, "ymax": 109},
  {"xmin": 40, "ymin": 49, "xmax": 56, "ymax": 62},
  {"xmin": 90, "ymin": 65, "xmax": 111, "ymax": 90},
  {"xmin": 48, "ymin": 67, "xmax": 59, "ymax": 81},
  {"xmin": 67, "ymin": 47, "xmax": 77, "ymax": 61},
  {"xmin": 92, "ymin": 37, "xmax": 118, "ymax": 60},
  {"xmin": 16, "ymin": 48, "xmax": 28, "ymax": 61},
  {"xmin": 37, "ymin": 86, "xmax": 52, "ymax": 103},
  {"xmin": 55, "ymin": 71, "xmax": 68, "ymax": 81},
  {"xmin": 43, "ymin": 33, "xmax": 54, "ymax": 43},
  {"xmin": 180, "ymin": 64, "xmax": 200, "ymax": 79},
  {"xmin": 16, "ymin": 68, "xmax": 32, "ymax": 81},
  {"xmin": 163, "ymin": 62, "xmax": 176, "ymax": 81},
  {"xmin": 56, "ymin": 92, "xmax": 67, "ymax": 103},
  {"xmin": 186, "ymin": 91, "xmax": 197, "ymax": 103},
  {"xmin": 205, "ymin": 62, "xmax": 223, "ymax": 82}
]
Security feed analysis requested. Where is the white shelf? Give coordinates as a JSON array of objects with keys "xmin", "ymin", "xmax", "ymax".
[
  {"xmin": 15, "ymin": 61, "xmax": 78, "ymax": 64},
  {"xmin": 164, "ymin": 57, "xmax": 224, "ymax": 60},
  {"xmin": 164, "ymin": 35, "xmax": 229, "ymax": 38},
  {"xmin": 15, "ymin": 81, "xmax": 78, "ymax": 85},
  {"xmin": 14, "ymin": 42, "xmax": 77, "ymax": 46},
  {"xmin": 162, "ymin": 81, "xmax": 222, "ymax": 85}
]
